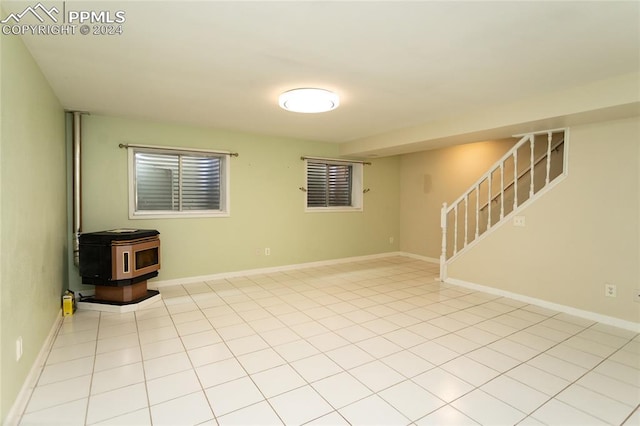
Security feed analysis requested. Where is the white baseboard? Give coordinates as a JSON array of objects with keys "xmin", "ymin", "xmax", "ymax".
[
  {"xmin": 5, "ymin": 311, "xmax": 64, "ymax": 426},
  {"xmin": 398, "ymin": 252, "xmax": 440, "ymax": 264},
  {"xmin": 150, "ymin": 251, "xmax": 405, "ymax": 288},
  {"xmin": 446, "ymin": 277, "xmax": 640, "ymax": 333}
]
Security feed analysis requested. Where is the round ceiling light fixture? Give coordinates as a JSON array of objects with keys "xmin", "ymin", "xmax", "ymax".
[{"xmin": 279, "ymin": 88, "xmax": 340, "ymax": 113}]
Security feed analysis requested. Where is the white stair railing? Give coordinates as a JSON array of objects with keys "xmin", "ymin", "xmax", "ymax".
[{"xmin": 439, "ymin": 128, "xmax": 568, "ymax": 281}]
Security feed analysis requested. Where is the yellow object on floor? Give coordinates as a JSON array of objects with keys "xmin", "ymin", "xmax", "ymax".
[{"xmin": 62, "ymin": 290, "xmax": 76, "ymax": 316}]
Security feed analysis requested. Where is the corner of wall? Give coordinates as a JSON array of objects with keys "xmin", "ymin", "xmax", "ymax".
[
  {"xmin": 0, "ymin": 11, "xmax": 4, "ymax": 422},
  {"xmin": 398, "ymin": 139, "xmax": 517, "ymax": 259}
]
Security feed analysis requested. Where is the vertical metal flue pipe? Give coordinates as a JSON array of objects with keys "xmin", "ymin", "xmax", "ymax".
[{"xmin": 72, "ymin": 112, "xmax": 82, "ymax": 267}]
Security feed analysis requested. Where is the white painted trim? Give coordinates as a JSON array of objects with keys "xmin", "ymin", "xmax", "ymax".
[
  {"xmin": 150, "ymin": 251, "xmax": 404, "ymax": 288},
  {"xmin": 5, "ymin": 311, "xmax": 64, "ymax": 426},
  {"xmin": 303, "ymin": 160, "xmax": 364, "ymax": 212},
  {"xmin": 128, "ymin": 147, "xmax": 231, "ymax": 220},
  {"xmin": 562, "ymin": 127, "xmax": 570, "ymax": 176},
  {"xmin": 130, "ymin": 210, "xmax": 230, "ymax": 220},
  {"xmin": 512, "ymin": 127, "xmax": 568, "ymax": 137},
  {"xmin": 304, "ymin": 206, "xmax": 363, "ymax": 213},
  {"xmin": 446, "ymin": 277, "xmax": 640, "ymax": 333},
  {"xmin": 398, "ymin": 252, "xmax": 440, "ymax": 264}
]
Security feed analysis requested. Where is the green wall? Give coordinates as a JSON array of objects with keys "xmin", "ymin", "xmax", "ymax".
[
  {"xmin": 75, "ymin": 115, "xmax": 400, "ymax": 286},
  {"xmin": 0, "ymin": 32, "xmax": 67, "ymax": 421}
]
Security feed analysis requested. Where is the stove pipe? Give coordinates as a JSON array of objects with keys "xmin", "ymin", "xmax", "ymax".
[{"xmin": 72, "ymin": 111, "xmax": 82, "ymax": 267}]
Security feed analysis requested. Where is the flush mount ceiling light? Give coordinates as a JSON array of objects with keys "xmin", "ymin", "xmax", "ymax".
[{"xmin": 279, "ymin": 88, "xmax": 339, "ymax": 113}]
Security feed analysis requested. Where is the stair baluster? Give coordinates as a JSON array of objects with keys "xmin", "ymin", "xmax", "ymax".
[
  {"xmin": 464, "ymin": 194, "xmax": 469, "ymax": 248},
  {"xmin": 453, "ymin": 203, "xmax": 458, "ymax": 256},
  {"xmin": 546, "ymin": 132, "xmax": 552, "ymax": 185},
  {"xmin": 475, "ymin": 186, "xmax": 480, "ymax": 239},
  {"xmin": 487, "ymin": 173, "xmax": 492, "ymax": 230},
  {"xmin": 529, "ymin": 136, "xmax": 535, "ymax": 198},
  {"xmin": 500, "ymin": 163, "xmax": 504, "ymax": 220},
  {"xmin": 513, "ymin": 150, "xmax": 518, "ymax": 210},
  {"xmin": 440, "ymin": 202, "xmax": 447, "ymax": 281}
]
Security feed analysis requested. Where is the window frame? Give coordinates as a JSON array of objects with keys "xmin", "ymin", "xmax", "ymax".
[
  {"xmin": 128, "ymin": 147, "xmax": 230, "ymax": 219},
  {"xmin": 304, "ymin": 159, "xmax": 363, "ymax": 213}
]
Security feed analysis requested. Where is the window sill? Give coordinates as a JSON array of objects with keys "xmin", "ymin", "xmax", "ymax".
[
  {"xmin": 305, "ymin": 207, "xmax": 363, "ymax": 213},
  {"xmin": 129, "ymin": 211, "xmax": 230, "ymax": 219}
]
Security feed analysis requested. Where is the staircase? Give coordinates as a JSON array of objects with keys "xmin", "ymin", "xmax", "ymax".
[{"xmin": 439, "ymin": 128, "xmax": 568, "ymax": 281}]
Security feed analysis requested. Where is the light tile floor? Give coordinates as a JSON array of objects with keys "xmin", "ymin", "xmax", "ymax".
[{"xmin": 18, "ymin": 257, "xmax": 640, "ymax": 425}]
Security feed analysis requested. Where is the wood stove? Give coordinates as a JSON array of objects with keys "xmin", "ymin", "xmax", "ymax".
[{"xmin": 79, "ymin": 229, "xmax": 160, "ymax": 304}]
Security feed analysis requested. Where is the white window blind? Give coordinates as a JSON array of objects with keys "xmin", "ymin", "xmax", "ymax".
[
  {"xmin": 304, "ymin": 159, "xmax": 363, "ymax": 211},
  {"xmin": 307, "ymin": 162, "xmax": 352, "ymax": 207},
  {"xmin": 129, "ymin": 148, "xmax": 229, "ymax": 218},
  {"xmin": 135, "ymin": 152, "xmax": 179, "ymax": 211}
]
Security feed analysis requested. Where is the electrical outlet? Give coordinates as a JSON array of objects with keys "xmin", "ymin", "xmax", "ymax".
[
  {"xmin": 255, "ymin": 248, "xmax": 261, "ymax": 256},
  {"xmin": 389, "ymin": 236, "xmax": 394, "ymax": 244},
  {"xmin": 605, "ymin": 283, "xmax": 617, "ymax": 298},
  {"xmin": 513, "ymin": 216, "xmax": 526, "ymax": 227},
  {"xmin": 264, "ymin": 248, "xmax": 271, "ymax": 256},
  {"xmin": 634, "ymin": 289, "xmax": 640, "ymax": 303},
  {"xmin": 16, "ymin": 337, "xmax": 23, "ymax": 361}
]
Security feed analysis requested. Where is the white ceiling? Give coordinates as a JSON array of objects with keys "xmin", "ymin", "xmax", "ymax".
[{"xmin": 8, "ymin": 1, "xmax": 640, "ymax": 150}]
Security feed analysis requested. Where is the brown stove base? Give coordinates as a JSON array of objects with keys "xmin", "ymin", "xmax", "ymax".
[
  {"xmin": 81, "ymin": 289, "xmax": 160, "ymax": 306},
  {"xmin": 95, "ymin": 281, "xmax": 148, "ymax": 303}
]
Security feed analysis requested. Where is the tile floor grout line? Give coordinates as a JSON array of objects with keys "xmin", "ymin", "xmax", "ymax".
[
  {"xmin": 181, "ymin": 284, "xmax": 235, "ymax": 425},
  {"xmin": 86, "ymin": 311, "xmax": 143, "ymax": 425},
  {"xmin": 17, "ymin": 257, "xmax": 639, "ymax": 425},
  {"xmin": 196, "ymin": 280, "xmax": 290, "ymax": 425},
  {"xmin": 201, "ymin": 271, "xmax": 621, "ymax": 425},
  {"xmin": 621, "ymin": 405, "xmax": 640, "ymax": 426},
  {"xmin": 207, "ymin": 264, "xmax": 434, "ymax": 424},
  {"xmin": 82, "ymin": 311, "xmax": 100, "ymax": 426},
  {"xmin": 248, "ymin": 264, "xmax": 495, "ymax": 424},
  {"xmin": 531, "ymin": 330, "xmax": 640, "ymax": 424},
  {"xmin": 438, "ymin": 300, "xmax": 637, "ymax": 424},
  {"xmin": 134, "ymin": 304, "xmax": 159, "ymax": 426}
]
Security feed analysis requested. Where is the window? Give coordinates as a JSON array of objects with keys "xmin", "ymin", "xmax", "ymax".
[
  {"xmin": 305, "ymin": 159, "xmax": 363, "ymax": 211},
  {"xmin": 129, "ymin": 148, "xmax": 229, "ymax": 218}
]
